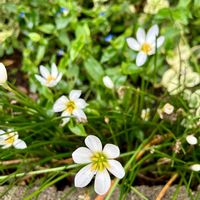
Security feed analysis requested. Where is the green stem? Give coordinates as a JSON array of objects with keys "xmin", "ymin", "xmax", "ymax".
[{"xmin": 0, "ymin": 164, "xmax": 78, "ymax": 180}]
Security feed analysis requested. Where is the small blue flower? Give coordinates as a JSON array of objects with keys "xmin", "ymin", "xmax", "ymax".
[
  {"xmin": 99, "ymin": 12, "xmax": 105, "ymax": 16},
  {"xmin": 104, "ymin": 34, "xmax": 114, "ymax": 42},
  {"xmin": 19, "ymin": 12, "xmax": 25, "ymax": 18},
  {"xmin": 60, "ymin": 7, "xmax": 69, "ymax": 15},
  {"xmin": 57, "ymin": 49, "xmax": 64, "ymax": 56}
]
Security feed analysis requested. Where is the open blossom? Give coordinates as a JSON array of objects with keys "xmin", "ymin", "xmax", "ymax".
[
  {"xmin": 0, "ymin": 130, "xmax": 27, "ymax": 149},
  {"xmin": 186, "ymin": 135, "xmax": 198, "ymax": 145},
  {"xmin": 53, "ymin": 90, "xmax": 88, "ymax": 125},
  {"xmin": 72, "ymin": 135, "xmax": 125, "ymax": 195},
  {"xmin": 0, "ymin": 62, "xmax": 8, "ymax": 85},
  {"xmin": 35, "ymin": 63, "xmax": 62, "ymax": 87},
  {"xmin": 103, "ymin": 76, "xmax": 114, "ymax": 89},
  {"xmin": 126, "ymin": 24, "xmax": 164, "ymax": 66}
]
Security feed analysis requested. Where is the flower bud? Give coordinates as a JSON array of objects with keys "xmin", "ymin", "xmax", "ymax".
[{"xmin": 103, "ymin": 76, "xmax": 114, "ymax": 89}]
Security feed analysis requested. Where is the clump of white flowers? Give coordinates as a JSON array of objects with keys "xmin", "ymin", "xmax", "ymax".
[
  {"xmin": 144, "ymin": 0, "xmax": 169, "ymax": 14},
  {"xmin": 0, "ymin": 62, "xmax": 8, "ymax": 85},
  {"xmin": 72, "ymin": 135, "xmax": 125, "ymax": 195},
  {"xmin": 0, "ymin": 130, "xmax": 27, "ymax": 149},
  {"xmin": 141, "ymin": 108, "xmax": 150, "ymax": 121},
  {"xmin": 35, "ymin": 63, "xmax": 62, "ymax": 87},
  {"xmin": 126, "ymin": 24, "xmax": 164, "ymax": 66},
  {"xmin": 53, "ymin": 90, "xmax": 88, "ymax": 125}
]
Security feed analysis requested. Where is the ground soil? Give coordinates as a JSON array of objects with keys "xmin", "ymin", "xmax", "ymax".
[{"xmin": 0, "ymin": 185, "xmax": 199, "ymax": 200}]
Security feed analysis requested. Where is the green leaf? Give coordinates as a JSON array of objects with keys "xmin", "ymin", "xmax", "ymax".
[
  {"xmin": 68, "ymin": 123, "xmax": 87, "ymax": 136},
  {"xmin": 101, "ymin": 46, "xmax": 117, "ymax": 63},
  {"xmin": 121, "ymin": 62, "xmax": 143, "ymax": 75},
  {"xmin": 84, "ymin": 56, "xmax": 104, "ymax": 83},
  {"xmin": 55, "ymin": 17, "xmax": 70, "ymax": 30},
  {"xmin": 70, "ymin": 35, "xmax": 85, "ymax": 62},
  {"xmin": 28, "ymin": 32, "xmax": 41, "ymax": 42},
  {"xmin": 37, "ymin": 24, "xmax": 55, "ymax": 34},
  {"xmin": 35, "ymin": 45, "xmax": 46, "ymax": 65}
]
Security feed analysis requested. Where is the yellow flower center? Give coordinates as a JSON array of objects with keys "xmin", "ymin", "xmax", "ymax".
[
  {"xmin": 91, "ymin": 152, "xmax": 109, "ymax": 172},
  {"xmin": 66, "ymin": 101, "xmax": 76, "ymax": 114},
  {"xmin": 46, "ymin": 75, "xmax": 55, "ymax": 83},
  {"xmin": 141, "ymin": 43, "xmax": 151, "ymax": 54},
  {"xmin": 5, "ymin": 134, "xmax": 15, "ymax": 145}
]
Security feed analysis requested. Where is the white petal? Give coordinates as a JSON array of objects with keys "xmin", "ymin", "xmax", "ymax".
[
  {"xmin": 107, "ymin": 160, "xmax": 125, "ymax": 179},
  {"xmin": 75, "ymin": 98, "xmax": 88, "ymax": 109},
  {"xmin": 156, "ymin": 36, "xmax": 165, "ymax": 48},
  {"xmin": 85, "ymin": 135, "xmax": 102, "ymax": 152},
  {"xmin": 51, "ymin": 63, "xmax": 58, "ymax": 77},
  {"xmin": 126, "ymin": 37, "xmax": 140, "ymax": 51},
  {"xmin": 1, "ymin": 144, "xmax": 12, "ymax": 149},
  {"xmin": 0, "ymin": 130, "xmax": 6, "ymax": 140},
  {"xmin": 136, "ymin": 52, "xmax": 147, "ymax": 66},
  {"xmin": 136, "ymin": 28, "xmax": 146, "ymax": 44},
  {"xmin": 72, "ymin": 147, "xmax": 92, "ymax": 164},
  {"xmin": 69, "ymin": 90, "xmax": 82, "ymax": 100},
  {"xmin": 39, "ymin": 65, "xmax": 50, "ymax": 78},
  {"xmin": 102, "ymin": 76, "xmax": 114, "ymax": 89},
  {"xmin": 0, "ymin": 63, "xmax": 7, "ymax": 84},
  {"xmin": 103, "ymin": 144, "xmax": 120, "ymax": 159},
  {"xmin": 146, "ymin": 24, "xmax": 159, "ymax": 43},
  {"xmin": 61, "ymin": 111, "xmax": 71, "ymax": 125},
  {"xmin": 190, "ymin": 164, "xmax": 200, "ymax": 172},
  {"xmin": 13, "ymin": 139, "xmax": 27, "ymax": 149},
  {"xmin": 94, "ymin": 170, "xmax": 111, "ymax": 195},
  {"xmin": 35, "ymin": 75, "xmax": 46, "ymax": 85},
  {"xmin": 74, "ymin": 164, "xmax": 95, "ymax": 188},
  {"xmin": 53, "ymin": 96, "xmax": 68, "ymax": 112},
  {"xmin": 73, "ymin": 109, "xmax": 87, "ymax": 122},
  {"xmin": 55, "ymin": 73, "xmax": 62, "ymax": 84}
]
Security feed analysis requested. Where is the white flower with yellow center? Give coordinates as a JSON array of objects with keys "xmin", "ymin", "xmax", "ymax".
[
  {"xmin": 35, "ymin": 63, "xmax": 62, "ymax": 87},
  {"xmin": 0, "ymin": 62, "xmax": 8, "ymax": 85},
  {"xmin": 53, "ymin": 90, "xmax": 88, "ymax": 125},
  {"xmin": 126, "ymin": 24, "xmax": 165, "ymax": 66},
  {"xmin": 72, "ymin": 135, "xmax": 125, "ymax": 195},
  {"xmin": 0, "ymin": 130, "xmax": 27, "ymax": 149}
]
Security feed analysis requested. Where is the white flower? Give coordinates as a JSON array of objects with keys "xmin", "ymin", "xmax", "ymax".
[
  {"xmin": 0, "ymin": 62, "xmax": 8, "ymax": 85},
  {"xmin": 0, "ymin": 130, "xmax": 27, "ymax": 149},
  {"xmin": 72, "ymin": 135, "xmax": 125, "ymax": 195},
  {"xmin": 35, "ymin": 63, "xmax": 62, "ymax": 87},
  {"xmin": 53, "ymin": 90, "xmax": 88, "ymax": 125},
  {"xmin": 141, "ymin": 108, "xmax": 150, "ymax": 121},
  {"xmin": 190, "ymin": 164, "xmax": 200, "ymax": 172},
  {"xmin": 186, "ymin": 135, "xmax": 198, "ymax": 145},
  {"xmin": 103, "ymin": 76, "xmax": 114, "ymax": 89},
  {"xmin": 126, "ymin": 24, "xmax": 164, "ymax": 66}
]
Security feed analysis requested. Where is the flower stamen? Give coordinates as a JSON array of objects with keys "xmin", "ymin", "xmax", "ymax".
[
  {"xmin": 141, "ymin": 43, "xmax": 151, "ymax": 54},
  {"xmin": 91, "ymin": 152, "xmax": 109, "ymax": 171},
  {"xmin": 66, "ymin": 101, "xmax": 76, "ymax": 114}
]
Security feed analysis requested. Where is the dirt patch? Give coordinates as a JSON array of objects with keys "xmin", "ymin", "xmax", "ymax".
[{"xmin": 0, "ymin": 185, "xmax": 199, "ymax": 200}]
